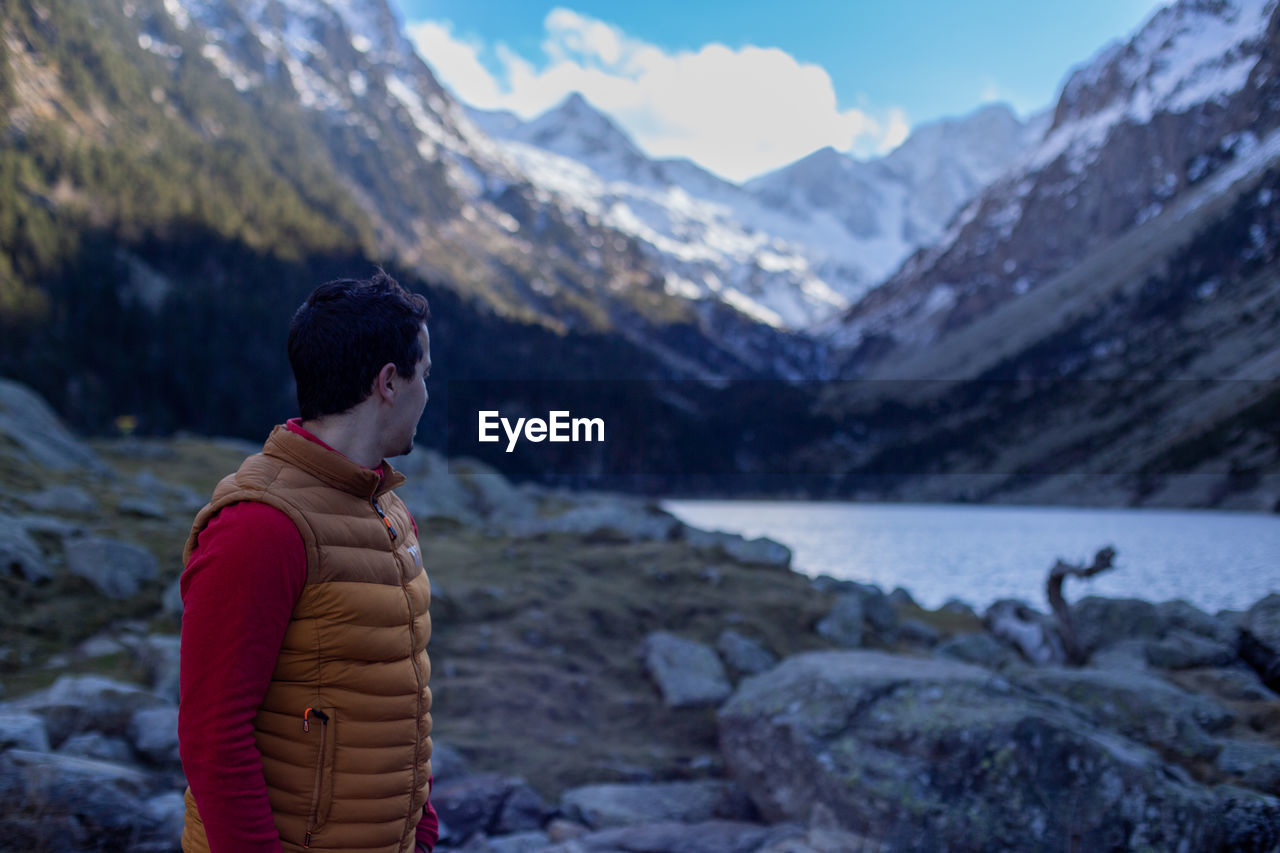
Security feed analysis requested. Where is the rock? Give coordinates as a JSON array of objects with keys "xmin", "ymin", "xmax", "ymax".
[
  {"xmin": 58, "ymin": 732, "xmax": 134, "ymax": 764},
  {"xmin": 128, "ymin": 633, "xmax": 181, "ymax": 700},
  {"xmin": 483, "ymin": 831, "xmax": 552, "ymax": 853},
  {"xmin": 389, "ymin": 447, "xmax": 484, "ymax": 526},
  {"xmin": 77, "ymin": 634, "xmax": 126, "ymax": 658},
  {"xmin": 1072, "ymin": 596, "xmax": 1164, "ymax": 655},
  {"xmin": 559, "ymin": 820, "xmax": 773, "ymax": 853},
  {"xmin": 1088, "ymin": 639, "xmax": 1152, "ymax": 672},
  {"xmin": 0, "ymin": 713, "xmax": 49, "ymax": 752},
  {"xmin": 642, "ymin": 632, "xmax": 732, "ymax": 708},
  {"xmin": 1157, "ymin": 599, "xmax": 1233, "ymax": 643},
  {"xmin": 815, "ymin": 594, "xmax": 863, "ymax": 648},
  {"xmin": 1144, "ymin": 629, "xmax": 1237, "ymax": 669},
  {"xmin": 507, "ymin": 496, "xmax": 679, "ymax": 542},
  {"xmin": 430, "ymin": 741, "xmax": 472, "ymax": 784},
  {"xmin": 939, "ymin": 598, "xmax": 976, "ymax": 618},
  {"xmin": 162, "ymin": 577, "xmax": 184, "ymax": 617},
  {"xmin": 1011, "ymin": 666, "xmax": 1235, "ymax": 760},
  {"xmin": 0, "ymin": 379, "xmax": 106, "ymax": 473},
  {"xmin": 64, "ymin": 536, "xmax": 159, "ymax": 599},
  {"xmin": 495, "ymin": 780, "xmax": 550, "ymax": 834},
  {"xmin": 3, "ymin": 674, "xmax": 166, "ymax": 745},
  {"xmin": 560, "ymin": 780, "xmax": 754, "ymax": 829},
  {"xmin": 897, "ymin": 618, "xmax": 941, "ymax": 647},
  {"xmin": 0, "ymin": 514, "xmax": 50, "ymax": 583},
  {"xmin": 1217, "ymin": 741, "xmax": 1280, "ymax": 794},
  {"xmin": 433, "ymin": 774, "xmax": 544, "ymax": 843},
  {"xmin": 545, "ymin": 818, "xmax": 590, "ymax": 842},
  {"xmin": 716, "ymin": 629, "xmax": 777, "ymax": 677},
  {"xmin": 144, "ymin": 791, "xmax": 186, "ymax": 847},
  {"xmin": 888, "ymin": 587, "xmax": 918, "ymax": 609},
  {"xmin": 0, "ymin": 749, "xmax": 181, "ymax": 847},
  {"xmin": 1188, "ymin": 667, "xmax": 1273, "ymax": 702},
  {"xmin": 718, "ymin": 650, "xmax": 1254, "ymax": 852},
  {"xmin": 20, "ymin": 484, "xmax": 99, "ymax": 515},
  {"xmin": 118, "ymin": 497, "xmax": 167, "ymax": 519},
  {"xmin": 1217, "ymin": 786, "xmax": 1280, "ymax": 852},
  {"xmin": 1239, "ymin": 594, "xmax": 1280, "ymax": 692},
  {"xmin": 682, "ymin": 526, "xmax": 792, "ymax": 568},
  {"xmin": 128, "ymin": 706, "xmax": 180, "ymax": 766},
  {"xmin": 934, "ymin": 632, "xmax": 1019, "ymax": 669},
  {"xmin": 983, "ymin": 599, "xmax": 1064, "ymax": 664}
]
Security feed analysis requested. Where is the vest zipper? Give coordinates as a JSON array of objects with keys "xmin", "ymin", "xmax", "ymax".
[
  {"xmin": 373, "ymin": 495, "xmax": 426, "ymax": 846},
  {"xmin": 302, "ymin": 707, "xmax": 330, "ymax": 848}
]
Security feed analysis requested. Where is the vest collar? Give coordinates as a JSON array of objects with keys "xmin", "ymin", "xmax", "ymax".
[{"xmin": 262, "ymin": 425, "xmax": 406, "ymax": 498}]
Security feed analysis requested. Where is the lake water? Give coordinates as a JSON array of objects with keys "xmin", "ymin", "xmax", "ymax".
[{"xmin": 662, "ymin": 500, "xmax": 1280, "ymax": 614}]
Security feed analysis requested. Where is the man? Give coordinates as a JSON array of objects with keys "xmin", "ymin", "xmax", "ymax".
[{"xmin": 178, "ymin": 271, "xmax": 438, "ymax": 852}]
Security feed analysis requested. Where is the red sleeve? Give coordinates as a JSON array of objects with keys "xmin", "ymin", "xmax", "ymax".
[
  {"xmin": 415, "ymin": 775, "xmax": 439, "ymax": 850},
  {"xmin": 178, "ymin": 502, "xmax": 307, "ymax": 853}
]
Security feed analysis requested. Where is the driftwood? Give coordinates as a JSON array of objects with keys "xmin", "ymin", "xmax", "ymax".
[{"xmin": 1047, "ymin": 546, "xmax": 1116, "ymax": 665}]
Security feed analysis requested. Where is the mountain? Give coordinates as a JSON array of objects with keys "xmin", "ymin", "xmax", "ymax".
[
  {"xmin": 829, "ymin": 0, "xmax": 1280, "ymax": 366},
  {"xmin": 471, "ymin": 95, "xmax": 1044, "ymax": 329},
  {"xmin": 800, "ymin": 0, "xmax": 1280, "ymax": 509}
]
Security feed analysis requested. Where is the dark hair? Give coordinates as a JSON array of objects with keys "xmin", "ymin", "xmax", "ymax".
[{"xmin": 288, "ymin": 270, "xmax": 430, "ymax": 420}]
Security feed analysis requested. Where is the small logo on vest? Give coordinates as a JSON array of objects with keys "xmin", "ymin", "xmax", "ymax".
[{"xmin": 407, "ymin": 544, "xmax": 423, "ymax": 569}]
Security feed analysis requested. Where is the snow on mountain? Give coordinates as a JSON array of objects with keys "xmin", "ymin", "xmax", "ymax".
[
  {"xmin": 828, "ymin": 0, "xmax": 1280, "ymax": 363},
  {"xmin": 472, "ymin": 95, "xmax": 1040, "ymax": 329}
]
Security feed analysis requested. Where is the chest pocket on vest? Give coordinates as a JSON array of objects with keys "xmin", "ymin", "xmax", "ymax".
[{"xmin": 304, "ymin": 707, "xmax": 337, "ymax": 845}]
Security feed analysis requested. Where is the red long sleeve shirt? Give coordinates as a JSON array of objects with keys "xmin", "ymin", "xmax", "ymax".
[{"xmin": 178, "ymin": 420, "xmax": 438, "ymax": 852}]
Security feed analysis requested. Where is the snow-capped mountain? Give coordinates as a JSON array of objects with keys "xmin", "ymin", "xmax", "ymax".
[
  {"xmin": 830, "ymin": 0, "xmax": 1280, "ymax": 370},
  {"xmin": 470, "ymin": 95, "xmax": 1044, "ymax": 329}
]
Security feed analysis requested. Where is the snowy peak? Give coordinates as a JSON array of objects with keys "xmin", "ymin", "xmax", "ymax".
[{"xmin": 1048, "ymin": 0, "xmax": 1273, "ymax": 137}]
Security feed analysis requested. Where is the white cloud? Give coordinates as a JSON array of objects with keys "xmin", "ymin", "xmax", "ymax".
[{"xmin": 406, "ymin": 8, "xmax": 911, "ymax": 183}]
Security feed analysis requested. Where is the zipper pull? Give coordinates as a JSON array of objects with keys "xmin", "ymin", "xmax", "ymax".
[
  {"xmin": 303, "ymin": 707, "xmax": 328, "ymax": 732},
  {"xmin": 373, "ymin": 499, "xmax": 398, "ymax": 540}
]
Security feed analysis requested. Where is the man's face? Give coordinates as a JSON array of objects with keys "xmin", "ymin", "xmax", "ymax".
[{"xmin": 387, "ymin": 324, "xmax": 431, "ymax": 458}]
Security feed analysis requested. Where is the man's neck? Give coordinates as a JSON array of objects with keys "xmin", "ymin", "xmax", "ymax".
[{"xmin": 298, "ymin": 415, "xmax": 384, "ymax": 470}]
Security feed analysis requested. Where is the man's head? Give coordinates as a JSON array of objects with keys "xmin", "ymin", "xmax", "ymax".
[{"xmin": 289, "ymin": 271, "xmax": 431, "ymax": 455}]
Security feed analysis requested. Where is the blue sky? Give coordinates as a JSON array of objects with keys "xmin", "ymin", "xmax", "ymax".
[{"xmin": 390, "ymin": 0, "xmax": 1167, "ymax": 182}]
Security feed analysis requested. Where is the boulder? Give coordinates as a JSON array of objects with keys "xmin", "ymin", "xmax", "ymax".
[
  {"xmin": 681, "ymin": 526, "xmax": 792, "ymax": 568},
  {"xmin": 58, "ymin": 732, "xmax": 133, "ymax": 764},
  {"xmin": 430, "ymin": 741, "xmax": 472, "ymax": 784},
  {"xmin": 0, "ymin": 379, "xmax": 106, "ymax": 473},
  {"xmin": 560, "ymin": 780, "xmax": 754, "ymax": 829},
  {"xmin": 897, "ymin": 618, "xmax": 941, "ymax": 647},
  {"xmin": 1144, "ymin": 629, "xmax": 1237, "ymax": 670},
  {"xmin": 815, "ymin": 594, "xmax": 863, "ymax": 648},
  {"xmin": 934, "ymin": 632, "xmax": 1019, "ymax": 669},
  {"xmin": 478, "ymin": 831, "xmax": 552, "ymax": 853},
  {"xmin": 1072, "ymin": 596, "xmax": 1164, "ymax": 655},
  {"xmin": 507, "ymin": 496, "xmax": 679, "ymax": 542},
  {"xmin": 0, "ymin": 749, "xmax": 154, "ymax": 839},
  {"xmin": 716, "ymin": 629, "xmax": 777, "ymax": 677},
  {"xmin": 389, "ymin": 447, "xmax": 484, "ymax": 527},
  {"xmin": 983, "ymin": 599, "xmax": 1064, "ymax": 664},
  {"xmin": 888, "ymin": 587, "xmax": 918, "ymax": 609},
  {"xmin": 1239, "ymin": 594, "xmax": 1280, "ymax": 692},
  {"xmin": 1157, "ymin": 599, "xmax": 1233, "ymax": 643},
  {"xmin": 1217, "ymin": 740, "xmax": 1280, "ymax": 794},
  {"xmin": 20, "ymin": 484, "xmax": 99, "ymax": 515},
  {"xmin": 0, "ymin": 514, "xmax": 50, "ymax": 583},
  {"xmin": 432, "ymin": 774, "xmax": 547, "ymax": 844},
  {"xmin": 642, "ymin": 632, "xmax": 732, "ymax": 708},
  {"xmin": 64, "ymin": 536, "xmax": 159, "ymax": 600},
  {"xmin": 939, "ymin": 598, "xmax": 976, "ymax": 618},
  {"xmin": 546, "ymin": 820, "xmax": 774, "ymax": 853},
  {"xmin": 718, "ymin": 650, "xmax": 1267, "ymax": 852},
  {"xmin": 128, "ymin": 706, "xmax": 180, "ymax": 766},
  {"xmin": 3, "ymin": 674, "xmax": 166, "ymax": 745},
  {"xmin": 1010, "ymin": 666, "xmax": 1235, "ymax": 761},
  {"xmin": 0, "ymin": 713, "xmax": 49, "ymax": 752},
  {"xmin": 128, "ymin": 633, "xmax": 181, "ymax": 700}
]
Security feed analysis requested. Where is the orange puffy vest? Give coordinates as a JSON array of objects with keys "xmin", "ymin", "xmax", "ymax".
[{"xmin": 181, "ymin": 426, "xmax": 432, "ymax": 853}]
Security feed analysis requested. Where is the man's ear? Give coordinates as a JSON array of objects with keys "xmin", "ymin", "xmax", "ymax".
[{"xmin": 374, "ymin": 362, "xmax": 398, "ymax": 403}]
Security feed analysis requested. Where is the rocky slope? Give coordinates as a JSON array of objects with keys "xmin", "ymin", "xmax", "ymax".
[{"xmin": 2, "ymin": 381, "xmax": 1279, "ymax": 852}]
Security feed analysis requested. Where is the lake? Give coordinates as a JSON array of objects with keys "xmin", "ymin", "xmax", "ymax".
[{"xmin": 662, "ymin": 500, "xmax": 1280, "ymax": 614}]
